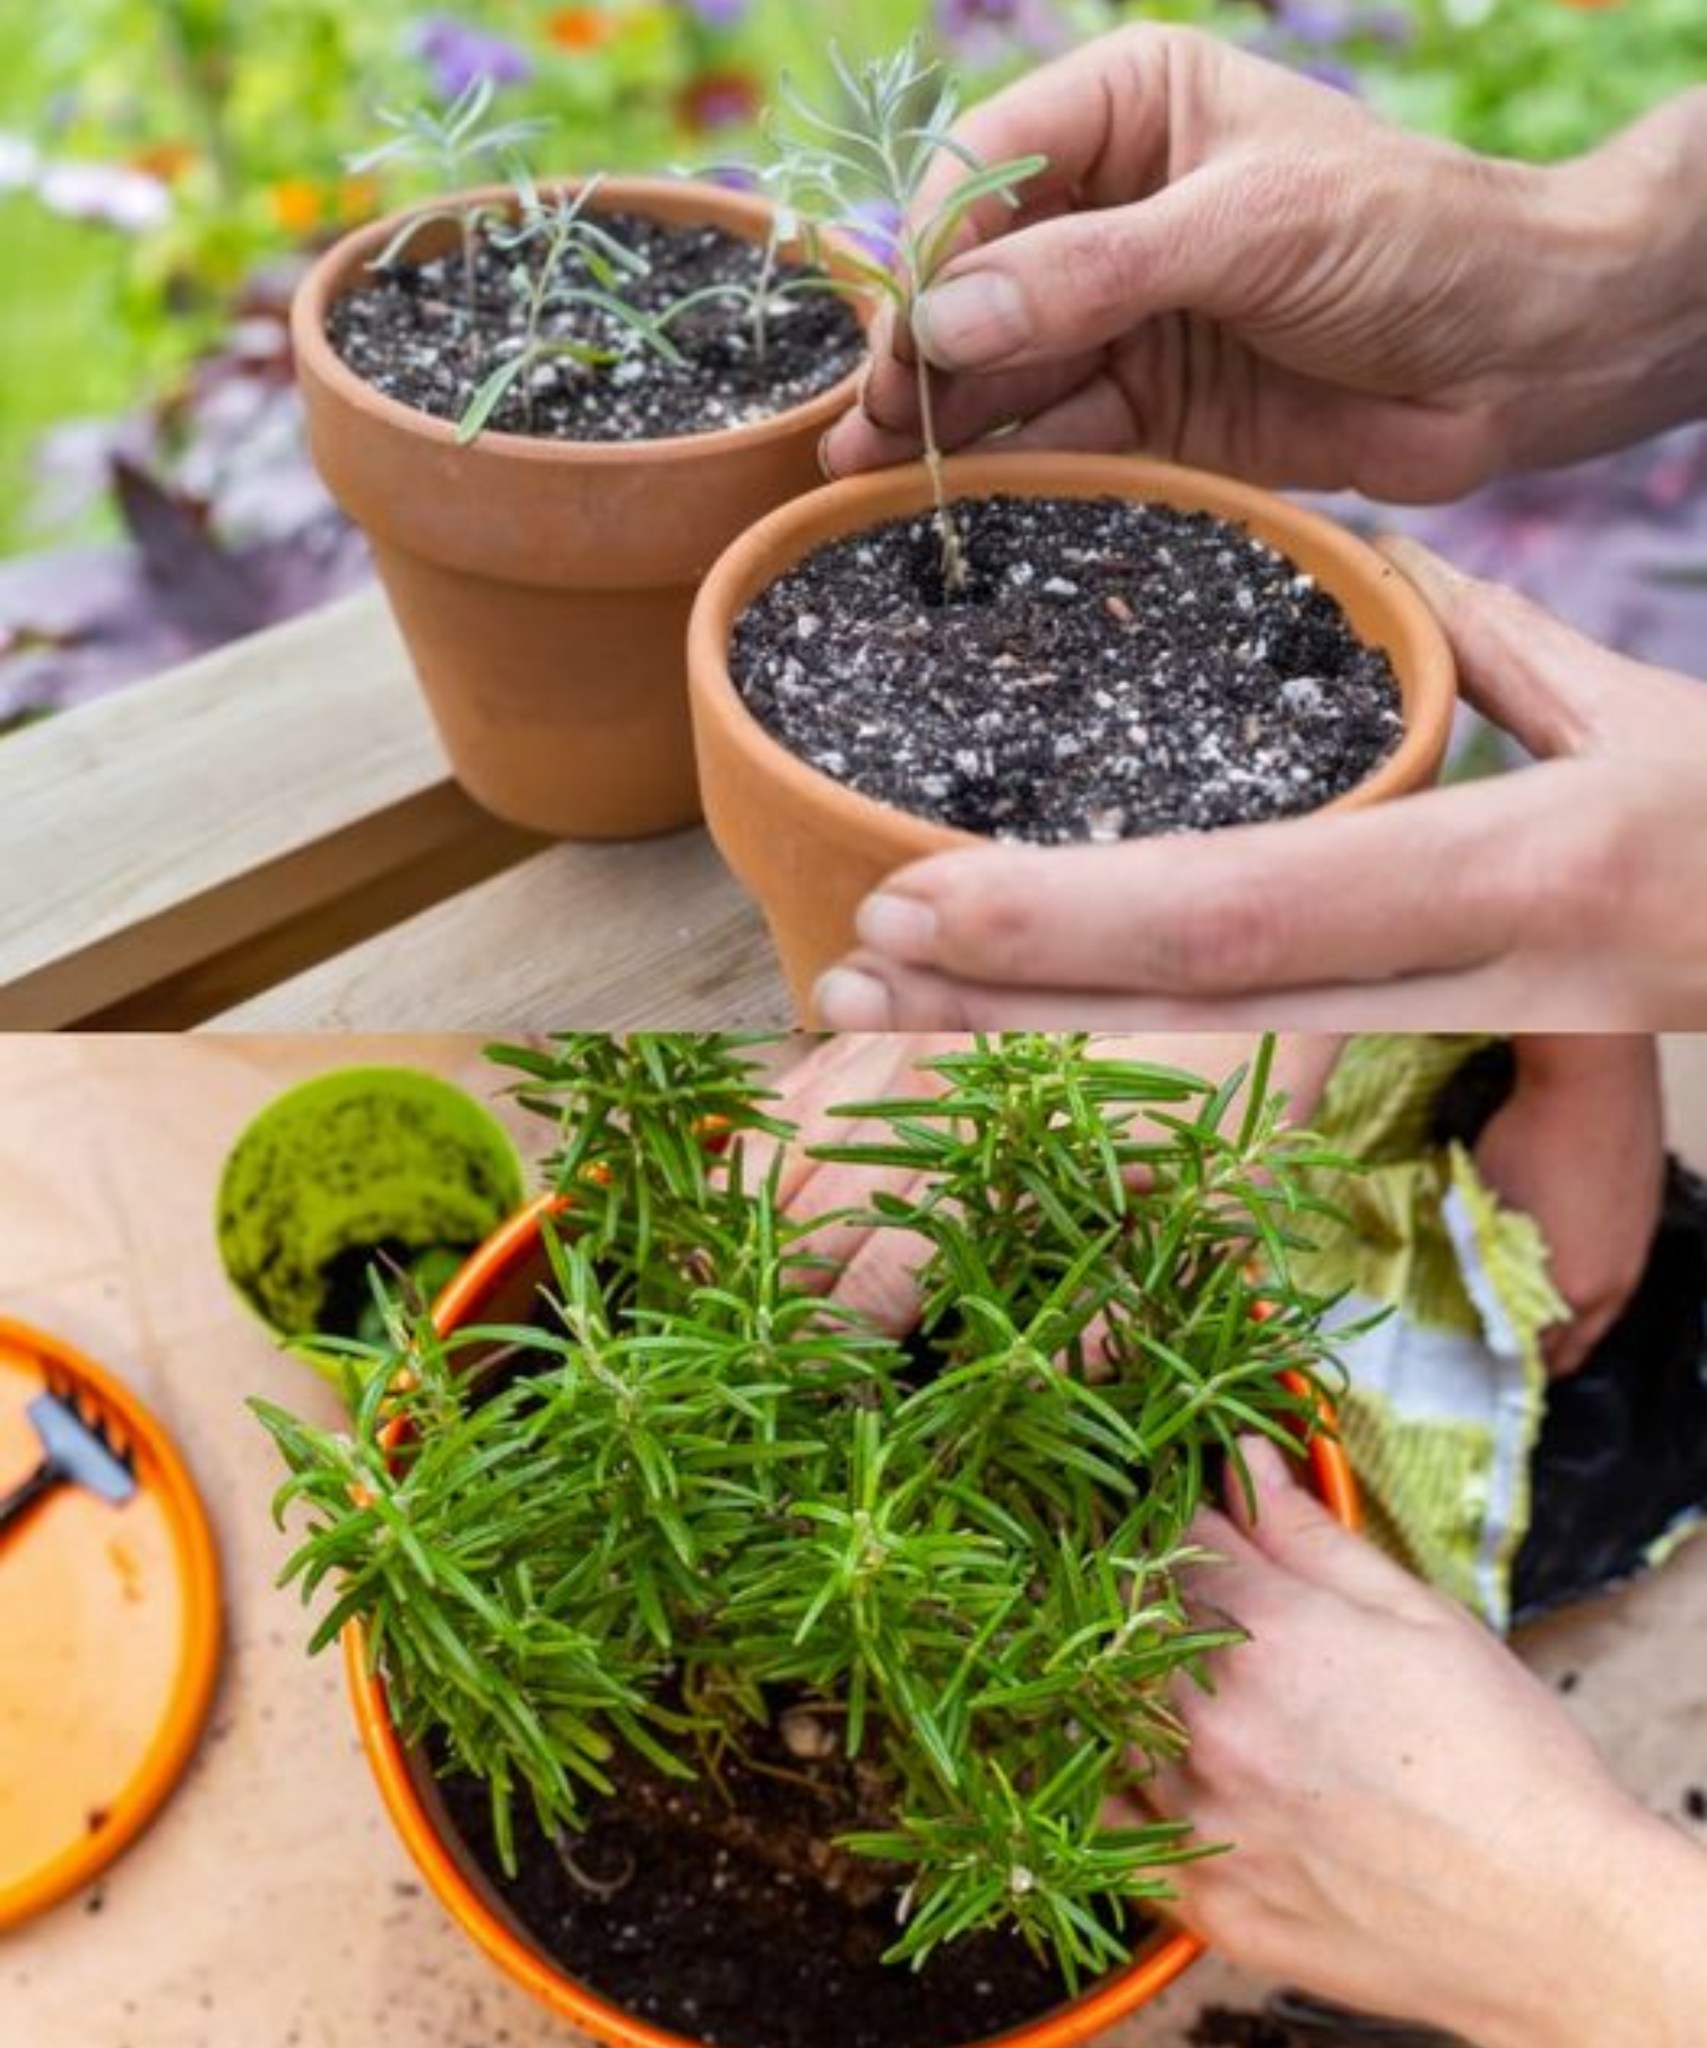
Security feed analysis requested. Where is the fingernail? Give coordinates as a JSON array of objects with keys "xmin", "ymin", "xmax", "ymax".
[
  {"xmin": 1379, "ymin": 534, "xmax": 1464, "ymax": 599},
  {"xmin": 1239, "ymin": 1435, "xmax": 1295, "ymax": 1498},
  {"xmin": 855, "ymin": 892, "xmax": 938, "ymax": 959},
  {"xmin": 813, "ymin": 966, "xmax": 895, "ymax": 1029},
  {"xmin": 817, "ymin": 426, "xmax": 841, "ymax": 483},
  {"xmin": 914, "ymin": 271, "xmax": 1027, "ymax": 369}
]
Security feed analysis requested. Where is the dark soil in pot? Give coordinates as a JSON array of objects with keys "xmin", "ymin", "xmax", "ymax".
[
  {"xmin": 730, "ymin": 496, "xmax": 1405, "ymax": 843},
  {"xmin": 436, "ymin": 1707, "xmax": 1079, "ymax": 2048},
  {"xmin": 327, "ymin": 213, "xmax": 865, "ymax": 441},
  {"xmin": 316, "ymin": 1240, "xmax": 473, "ymax": 1342}
]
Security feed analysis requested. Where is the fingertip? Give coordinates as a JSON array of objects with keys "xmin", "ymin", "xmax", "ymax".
[
  {"xmin": 1377, "ymin": 533, "xmax": 1469, "ymax": 612},
  {"xmin": 913, "ymin": 270, "xmax": 1029, "ymax": 372},
  {"xmin": 1225, "ymin": 1433, "xmax": 1303, "ymax": 1536},
  {"xmin": 812, "ymin": 963, "xmax": 896, "ymax": 1031},
  {"xmin": 854, "ymin": 889, "xmax": 939, "ymax": 962}
]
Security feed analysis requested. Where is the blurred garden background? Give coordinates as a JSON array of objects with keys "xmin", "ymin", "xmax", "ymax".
[{"xmin": 3, "ymin": 0, "xmax": 1706, "ymax": 734}]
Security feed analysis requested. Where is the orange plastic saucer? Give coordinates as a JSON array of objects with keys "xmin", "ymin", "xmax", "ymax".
[{"xmin": 0, "ymin": 1319, "xmax": 222, "ymax": 1927}]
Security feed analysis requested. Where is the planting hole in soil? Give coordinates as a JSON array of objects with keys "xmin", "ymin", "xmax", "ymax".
[
  {"xmin": 730, "ymin": 497, "xmax": 1406, "ymax": 843},
  {"xmin": 327, "ymin": 214, "xmax": 866, "ymax": 442}
]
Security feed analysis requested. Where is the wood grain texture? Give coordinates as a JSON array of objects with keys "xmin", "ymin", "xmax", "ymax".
[
  {"xmin": 209, "ymin": 834, "xmax": 791, "ymax": 1031},
  {"xmin": 0, "ymin": 590, "xmax": 536, "ymax": 1028}
]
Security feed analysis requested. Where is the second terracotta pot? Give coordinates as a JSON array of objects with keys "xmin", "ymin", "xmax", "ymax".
[
  {"xmin": 293, "ymin": 179, "xmax": 866, "ymax": 839},
  {"xmin": 688, "ymin": 452, "xmax": 1458, "ymax": 1014}
]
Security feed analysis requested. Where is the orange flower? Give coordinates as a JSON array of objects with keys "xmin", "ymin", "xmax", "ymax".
[
  {"xmin": 337, "ymin": 174, "xmax": 382, "ymax": 224},
  {"xmin": 270, "ymin": 177, "xmax": 323, "ymax": 235},
  {"xmin": 546, "ymin": 6, "xmax": 615, "ymax": 50},
  {"xmin": 131, "ymin": 139, "xmax": 197, "ymax": 184}
]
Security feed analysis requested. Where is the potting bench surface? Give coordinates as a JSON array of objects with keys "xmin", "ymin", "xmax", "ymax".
[
  {"xmin": 0, "ymin": 588, "xmax": 791, "ymax": 1031},
  {"xmin": 7, "ymin": 1034, "xmax": 1707, "ymax": 2048}
]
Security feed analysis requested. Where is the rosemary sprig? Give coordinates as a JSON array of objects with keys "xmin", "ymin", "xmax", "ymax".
[
  {"xmin": 765, "ymin": 40, "xmax": 1046, "ymax": 593},
  {"xmin": 352, "ymin": 75, "xmax": 551, "ymax": 332}
]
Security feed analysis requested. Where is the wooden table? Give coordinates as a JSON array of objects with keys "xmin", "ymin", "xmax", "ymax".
[
  {"xmin": 0, "ymin": 592, "xmax": 790, "ymax": 1031},
  {"xmin": 5, "ymin": 1036, "xmax": 1707, "ymax": 2048}
]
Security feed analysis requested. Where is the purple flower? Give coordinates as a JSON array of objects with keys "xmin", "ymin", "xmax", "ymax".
[
  {"xmin": 1292, "ymin": 57, "xmax": 1363, "ymax": 95},
  {"xmin": 934, "ymin": 0, "xmax": 1069, "ymax": 66},
  {"xmin": 410, "ymin": 16, "xmax": 533, "ymax": 101},
  {"xmin": 843, "ymin": 198, "xmax": 902, "ymax": 269},
  {"xmin": 1271, "ymin": 0, "xmax": 1411, "ymax": 47},
  {"xmin": 678, "ymin": 0, "xmax": 749, "ymax": 28}
]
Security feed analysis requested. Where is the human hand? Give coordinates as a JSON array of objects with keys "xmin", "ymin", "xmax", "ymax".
[
  {"xmin": 1476, "ymin": 1037, "xmax": 1664, "ymax": 1378},
  {"xmin": 823, "ymin": 31, "xmax": 1707, "ymax": 497},
  {"xmin": 752, "ymin": 1034, "xmax": 1344, "ymax": 1332},
  {"xmin": 813, "ymin": 541, "xmax": 1707, "ymax": 1030},
  {"xmin": 1137, "ymin": 1436, "xmax": 1707, "ymax": 2048},
  {"xmin": 740, "ymin": 1032, "xmax": 955, "ymax": 1334}
]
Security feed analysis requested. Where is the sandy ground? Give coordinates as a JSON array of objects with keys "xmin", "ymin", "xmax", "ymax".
[{"xmin": 2, "ymin": 1034, "xmax": 1705, "ymax": 2048}]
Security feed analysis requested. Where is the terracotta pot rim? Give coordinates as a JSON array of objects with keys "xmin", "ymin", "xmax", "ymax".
[
  {"xmin": 687, "ymin": 450, "xmax": 1459, "ymax": 860},
  {"xmin": 345, "ymin": 1191, "xmax": 1360, "ymax": 2048},
  {"xmin": 291, "ymin": 174, "xmax": 867, "ymax": 465}
]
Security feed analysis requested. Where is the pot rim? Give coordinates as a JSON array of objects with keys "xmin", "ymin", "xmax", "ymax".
[
  {"xmin": 686, "ymin": 449, "xmax": 1458, "ymax": 862},
  {"xmin": 290, "ymin": 174, "xmax": 869, "ymax": 466},
  {"xmin": 346, "ymin": 1190, "xmax": 1360, "ymax": 2048}
]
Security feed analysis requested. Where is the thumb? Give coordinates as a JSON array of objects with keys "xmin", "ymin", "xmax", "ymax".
[
  {"xmin": 1381, "ymin": 537, "xmax": 1691, "ymax": 761},
  {"xmin": 1228, "ymin": 1435, "xmax": 1413, "ymax": 1609},
  {"xmin": 913, "ymin": 173, "xmax": 1244, "ymax": 373}
]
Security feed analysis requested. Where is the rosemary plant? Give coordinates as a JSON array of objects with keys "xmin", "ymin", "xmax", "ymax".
[
  {"xmin": 765, "ymin": 40, "xmax": 1047, "ymax": 593},
  {"xmin": 258, "ymin": 1034, "xmax": 1356, "ymax": 1988},
  {"xmin": 673, "ymin": 156, "xmax": 841, "ymax": 372},
  {"xmin": 352, "ymin": 75, "xmax": 551, "ymax": 331},
  {"xmin": 456, "ymin": 170, "xmax": 687, "ymax": 444}
]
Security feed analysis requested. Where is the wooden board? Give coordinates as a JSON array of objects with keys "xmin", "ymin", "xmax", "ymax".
[
  {"xmin": 209, "ymin": 835, "xmax": 790, "ymax": 1031},
  {"xmin": 0, "ymin": 592, "xmax": 540, "ymax": 1029}
]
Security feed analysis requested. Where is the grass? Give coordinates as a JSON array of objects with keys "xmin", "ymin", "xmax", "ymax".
[
  {"xmin": 0, "ymin": 0, "xmax": 929, "ymax": 561},
  {"xmin": 0, "ymin": 7, "xmax": 150, "ymax": 554}
]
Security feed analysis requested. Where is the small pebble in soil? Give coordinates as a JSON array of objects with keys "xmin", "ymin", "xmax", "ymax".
[
  {"xmin": 731, "ymin": 496, "xmax": 1405, "ymax": 844},
  {"xmin": 328, "ymin": 213, "xmax": 864, "ymax": 442}
]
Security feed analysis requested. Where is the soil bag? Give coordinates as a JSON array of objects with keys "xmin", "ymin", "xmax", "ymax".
[{"xmin": 1299, "ymin": 1036, "xmax": 1707, "ymax": 1630}]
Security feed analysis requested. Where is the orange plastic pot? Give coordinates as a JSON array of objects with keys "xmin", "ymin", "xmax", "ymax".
[
  {"xmin": 345, "ymin": 1195, "xmax": 1360, "ymax": 2048},
  {"xmin": 293, "ymin": 180, "xmax": 866, "ymax": 839},
  {"xmin": 688, "ymin": 451, "xmax": 1458, "ymax": 1017}
]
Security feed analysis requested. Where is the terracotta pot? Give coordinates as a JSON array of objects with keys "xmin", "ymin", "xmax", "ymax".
[
  {"xmin": 345, "ymin": 1195, "xmax": 1361, "ymax": 2048},
  {"xmin": 292, "ymin": 180, "xmax": 866, "ymax": 838},
  {"xmin": 688, "ymin": 451, "xmax": 1458, "ymax": 1015}
]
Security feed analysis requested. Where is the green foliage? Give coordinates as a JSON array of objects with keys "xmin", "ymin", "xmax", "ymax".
[
  {"xmin": 258, "ymin": 1033, "xmax": 1359, "ymax": 1985},
  {"xmin": 447, "ymin": 169, "xmax": 695, "ymax": 442},
  {"xmin": 763, "ymin": 37, "xmax": 1046, "ymax": 591}
]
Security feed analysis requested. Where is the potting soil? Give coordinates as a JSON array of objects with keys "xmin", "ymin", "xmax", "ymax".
[
  {"xmin": 731, "ymin": 496, "xmax": 1404, "ymax": 843},
  {"xmin": 329, "ymin": 214, "xmax": 864, "ymax": 441}
]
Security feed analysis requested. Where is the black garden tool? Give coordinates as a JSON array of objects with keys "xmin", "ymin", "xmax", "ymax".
[
  {"xmin": 1192, "ymin": 1994, "xmax": 1465, "ymax": 2046},
  {"xmin": 0, "ymin": 1369, "xmax": 137, "ymax": 1544},
  {"xmin": 1263, "ymin": 1993, "xmax": 1464, "ymax": 2044}
]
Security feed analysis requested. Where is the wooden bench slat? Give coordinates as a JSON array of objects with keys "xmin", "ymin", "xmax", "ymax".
[
  {"xmin": 0, "ymin": 589, "xmax": 538, "ymax": 1028},
  {"xmin": 206, "ymin": 836, "xmax": 790, "ymax": 1031}
]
